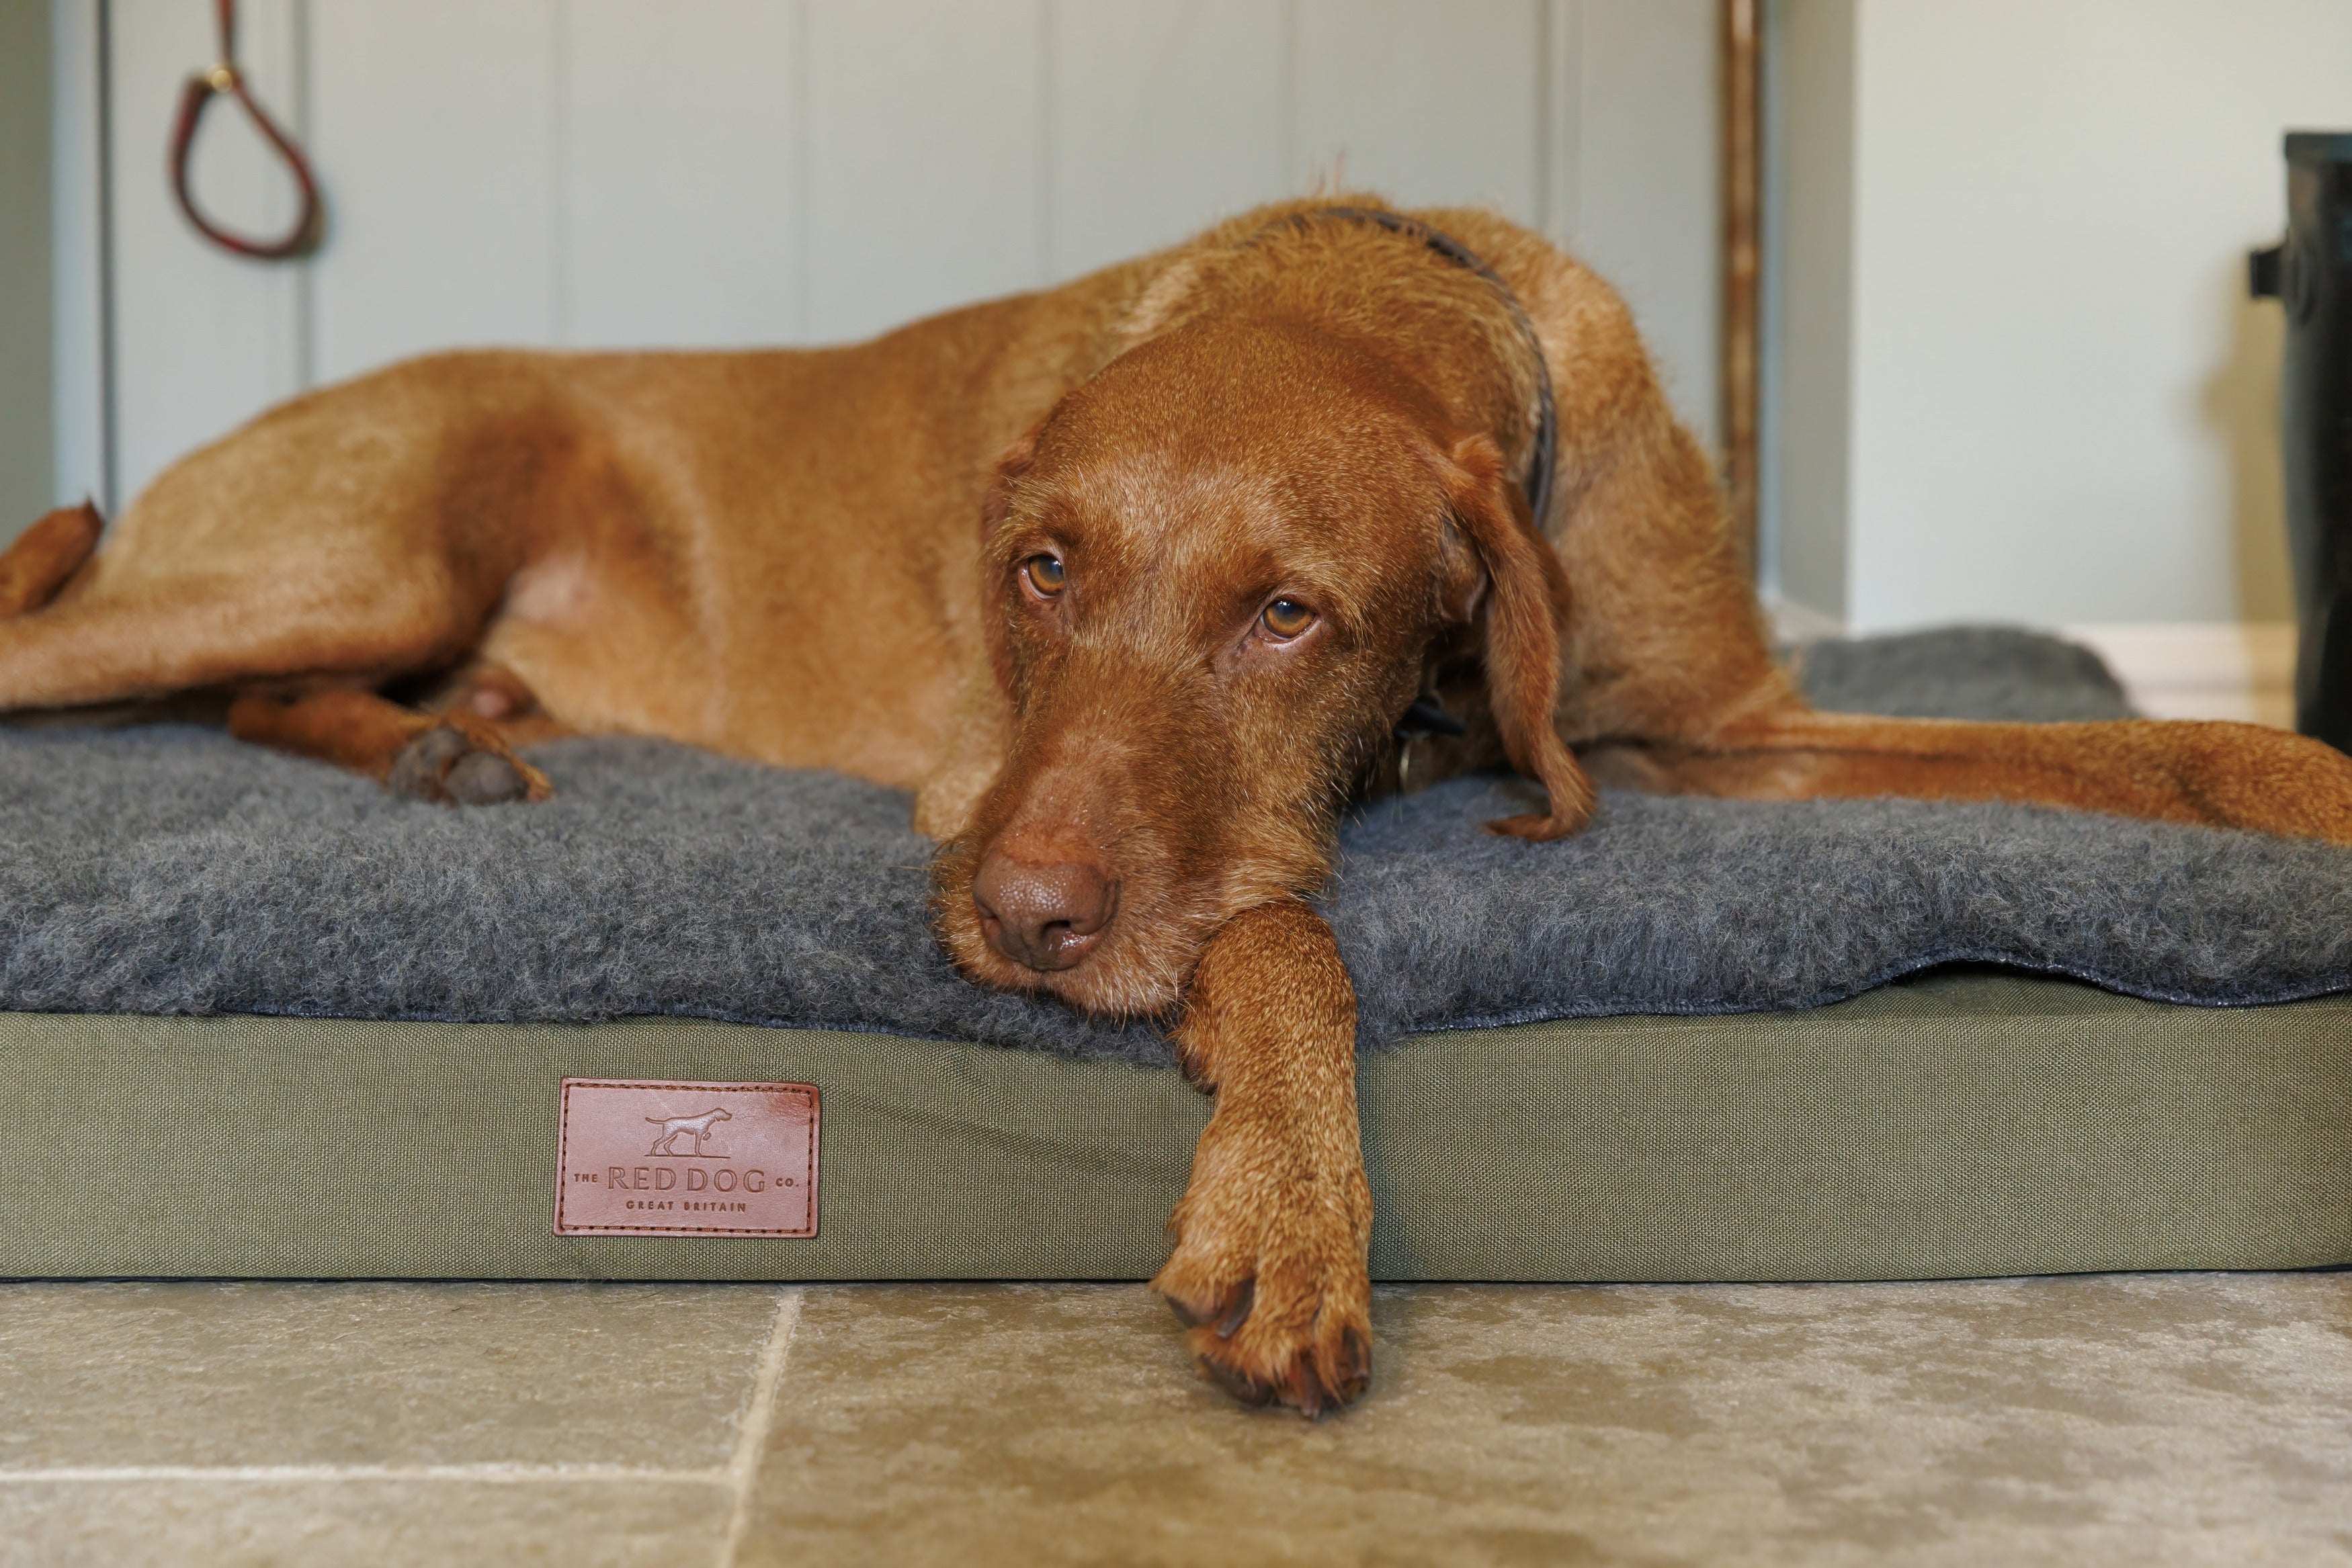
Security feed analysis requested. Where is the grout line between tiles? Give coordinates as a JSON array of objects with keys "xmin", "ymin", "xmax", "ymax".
[
  {"xmin": 715, "ymin": 1288, "xmax": 806, "ymax": 1568},
  {"xmin": 0, "ymin": 1464, "xmax": 726, "ymax": 1485}
]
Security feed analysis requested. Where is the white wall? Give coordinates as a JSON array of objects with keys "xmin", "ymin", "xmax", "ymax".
[
  {"xmin": 1, "ymin": 0, "xmax": 50, "ymax": 528},
  {"xmin": 1771, "ymin": 0, "xmax": 2352, "ymax": 636},
  {"xmin": 50, "ymin": 0, "xmax": 1723, "ymax": 517},
  {"xmin": 1761, "ymin": 0, "xmax": 1852, "ymax": 625}
]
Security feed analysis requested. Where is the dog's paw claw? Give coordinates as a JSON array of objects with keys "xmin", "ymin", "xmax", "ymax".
[
  {"xmin": 1197, "ymin": 1347, "xmax": 1284, "ymax": 1408},
  {"xmin": 389, "ymin": 723, "xmax": 550, "ymax": 806},
  {"xmin": 1214, "ymin": 1278, "xmax": 1257, "ymax": 1339}
]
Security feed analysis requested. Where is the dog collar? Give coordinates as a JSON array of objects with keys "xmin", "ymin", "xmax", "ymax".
[{"xmin": 1271, "ymin": 206, "xmax": 1559, "ymax": 537}]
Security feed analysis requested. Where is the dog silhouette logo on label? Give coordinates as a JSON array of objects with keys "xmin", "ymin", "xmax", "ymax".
[
  {"xmin": 555, "ymin": 1080, "xmax": 818, "ymax": 1237},
  {"xmin": 644, "ymin": 1106, "xmax": 732, "ymax": 1158}
]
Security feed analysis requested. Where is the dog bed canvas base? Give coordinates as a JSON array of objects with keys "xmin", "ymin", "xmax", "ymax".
[{"xmin": 9, "ymin": 969, "xmax": 2348, "ymax": 1284}]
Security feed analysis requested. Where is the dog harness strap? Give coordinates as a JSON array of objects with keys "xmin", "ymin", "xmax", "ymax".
[
  {"xmin": 169, "ymin": 0, "xmax": 323, "ymax": 261},
  {"xmin": 1278, "ymin": 206, "xmax": 1560, "ymax": 536}
]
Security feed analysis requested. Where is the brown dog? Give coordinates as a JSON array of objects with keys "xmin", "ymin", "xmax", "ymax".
[{"xmin": 6, "ymin": 197, "xmax": 2350, "ymax": 1415}]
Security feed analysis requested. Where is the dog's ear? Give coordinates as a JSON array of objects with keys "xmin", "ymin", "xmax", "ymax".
[
  {"xmin": 1432, "ymin": 434, "xmax": 1595, "ymax": 841},
  {"xmin": 978, "ymin": 421, "xmax": 1046, "ymax": 699}
]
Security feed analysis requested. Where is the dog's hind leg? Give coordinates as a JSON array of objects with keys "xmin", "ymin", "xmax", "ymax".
[
  {"xmin": 0, "ymin": 543, "xmax": 487, "ymax": 713},
  {"xmin": 1524, "ymin": 283, "xmax": 2352, "ymax": 848},
  {"xmin": 1583, "ymin": 702, "xmax": 2352, "ymax": 846},
  {"xmin": 228, "ymin": 689, "xmax": 552, "ymax": 805},
  {"xmin": 0, "ymin": 545, "xmax": 550, "ymax": 802},
  {"xmin": 1153, "ymin": 899, "xmax": 1373, "ymax": 1418},
  {"xmin": 0, "ymin": 504, "xmax": 103, "ymax": 617}
]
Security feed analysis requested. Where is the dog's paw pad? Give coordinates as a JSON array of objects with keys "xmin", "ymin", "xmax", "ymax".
[
  {"xmin": 388, "ymin": 724, "xmax": 548, "ymax": 807},
  {"xmin": 445, "ymin": 750, "xmax": 530, "ymax": 805},
  {"xmin": 388, "ymin": 726, "xmax": 470, "ymax": 800}
]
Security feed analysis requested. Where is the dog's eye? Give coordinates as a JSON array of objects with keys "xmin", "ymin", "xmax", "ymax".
[
  {"xmin": 1261, "ymin": 599, "xmax": 1315, "ymax": 640},
  {"xmin": 1021, "ymin": 554, "xmax": 1066, "ymax": 598}
]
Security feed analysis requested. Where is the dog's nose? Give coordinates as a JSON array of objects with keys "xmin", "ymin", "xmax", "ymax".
[{"xmin": 971, "ymin": 851, "xmax": 1119, "ymax": 972}]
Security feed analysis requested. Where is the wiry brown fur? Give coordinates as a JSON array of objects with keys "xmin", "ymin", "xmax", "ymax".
[
  {"xmin": 1156, "ymin": 898, "xmax": 1371, "ymax": 1415},
  {"xmin": 5, "ymin": 196, "xmax": 2351, "ymax": 1415}
]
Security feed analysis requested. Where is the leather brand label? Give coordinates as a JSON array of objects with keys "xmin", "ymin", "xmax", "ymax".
[{"xmin": 554, "ymin": 1079, "xmax": 818, "ymax": 1237}]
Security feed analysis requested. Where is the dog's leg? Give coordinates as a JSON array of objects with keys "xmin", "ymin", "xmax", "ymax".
[
  {"xmin": 417, "ymin": 660, "xmax": 575, "ymax": 749},
  {"xmin": 0, "ymin": 537, "xmax": 556, "ymax": 807},
  {"xmin": 1153, "ymin": 898, "xmax": 1372, "ymax": 1418},
  {"xmin": 0, "ymin": 504, "xmax": 102, "ymax": 617},
  {"xmin": 228, "ymin": 689, "xmax": 552, "ymax": 805},
  {"xmin": 0, "ymin": 566, "xmax": 477, "ymax": 713},
  {"xmin": 1585, "ymin": 701, "xmax": 2352, "ymax": 846}
]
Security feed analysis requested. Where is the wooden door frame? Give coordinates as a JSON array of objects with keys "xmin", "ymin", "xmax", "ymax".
[{"xmin": 1722, "ymin": 0, "xmax": 1763, "ymax": 576}]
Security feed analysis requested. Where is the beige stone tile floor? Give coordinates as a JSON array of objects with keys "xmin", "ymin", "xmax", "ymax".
[{"xmin": 1, "ymin": 1275, "xmax": 2347, "ymax": 1566}]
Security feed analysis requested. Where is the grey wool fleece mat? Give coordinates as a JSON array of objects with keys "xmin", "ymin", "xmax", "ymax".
[{"xmin": 1, "ymin": 627, "xmax": 2347, "ymax": 1066}]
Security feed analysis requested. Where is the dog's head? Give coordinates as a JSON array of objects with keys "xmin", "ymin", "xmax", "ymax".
[{"xmin": 931, "ymin": 310, "xmax": 1589, "ymax": 1017}]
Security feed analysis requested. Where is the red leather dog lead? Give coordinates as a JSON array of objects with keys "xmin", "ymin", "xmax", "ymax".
[{"xmin": 169, "ymin": 0, "xmax": 321, "ymax": 260}]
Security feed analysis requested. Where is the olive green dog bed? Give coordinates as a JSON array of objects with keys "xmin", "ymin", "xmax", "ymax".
[
  {"xmin": 9, "ymin": 969, "xmax": 2347, "ymax": 1283},
  {"xmin": 7, "ymin": 629, "xmax": 2348, "ymax": 1283}
]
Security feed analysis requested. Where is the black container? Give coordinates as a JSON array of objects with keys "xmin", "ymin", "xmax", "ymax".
[{"xmin": 2252, "ymin": 132, "xmax": 2352, "ymax": 752}]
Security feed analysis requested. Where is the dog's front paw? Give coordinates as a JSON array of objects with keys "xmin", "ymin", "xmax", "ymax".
[
  {"xmin": 1152, "ymin": 1116, "xmax": 1372, "ymax": 1418},
  {"xmin": 389, "ymin": 722, "xmax": 552, "ymax": 806}
]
